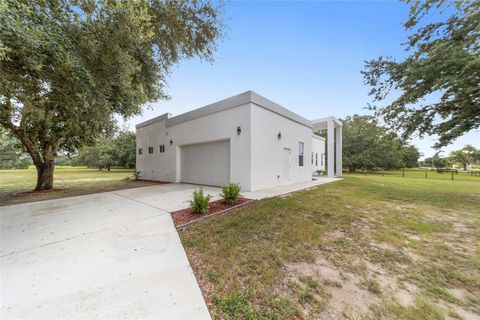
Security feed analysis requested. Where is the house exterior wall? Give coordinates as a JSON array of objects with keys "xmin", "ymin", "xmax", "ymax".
[
  {"xmin": 136, "ymin": 92, "xmax": 328, "ymax": 192},
  {"xmin": 136, "ymin": 116, "xmax": 176, "ymax": 182},
  {"xmin": 250, "ymin": 104, "xmax": 314, "ymax": 190},
  {"xmin": 136, "ymin": 103, "xmax": 253, "ymax": 190},
  {"xmin": 311, "ymin": 135, "xmax": 326, "ymax": 174}
]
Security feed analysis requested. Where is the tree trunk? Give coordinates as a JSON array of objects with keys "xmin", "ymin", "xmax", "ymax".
[
  {"xmin": 463, "ymin": 163, "xmax": 467, "ymax": 171},
  {"xmin": 35, "ymin": 160, "xmax": 55, "ymax": 191}
]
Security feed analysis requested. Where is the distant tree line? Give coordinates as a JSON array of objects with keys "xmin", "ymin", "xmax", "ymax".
[
  {"xmin": 0, "ymin": 127, "xmax": 32, "ymax": 169},
  {"xmin": 340, "ymin": 115, "xmax": 421, "ymax": 172},
  {"xmin": 0, "ymin": 128, "xmax": 136, "ymax": 170},
  {"xmin": 72, "ymin": 131, "xmax": 136, "ymax": 170},
  {"xmin": 421, "ymin": 145, "xmax": 480, "ymax": 170},
  {"xmin": 3, "ymin": 115, "xmax": 476, "ymax": 173}
]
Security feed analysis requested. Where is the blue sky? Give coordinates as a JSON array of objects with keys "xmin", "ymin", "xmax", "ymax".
[{"xmin": 124, "ymin": 0, "xmax": 479, "ymax": 159}]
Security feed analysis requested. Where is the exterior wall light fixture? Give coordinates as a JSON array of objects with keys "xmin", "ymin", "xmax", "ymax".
[
  {"xmin": 277, "ymin": 132, "xmax": 282, "ymax": 140},
  {"xmin": 169, "ymin": 139, "xmax": 173, "ymax": 146},
  {"xmin": 237, "ymin": 126, "xmax": 242, "ymax": 135}
]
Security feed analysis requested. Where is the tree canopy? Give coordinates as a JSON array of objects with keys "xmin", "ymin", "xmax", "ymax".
[
  {"xmin": 362, "ymin": 0, "xmax": 480, "ymax": 149},
  {"xmin": 0, "ymin": 128, "xmax": 32, "ymax": 169},
  {"xmin": 449, "ymin": 145, "xmax": 480, "ymax": 170},
  {"xmin": 0, "ymin": 0, "xmax": 223, "ymax": 190},
  {"xmin": 423, "ymin": 154, "xmax": 449, "ymax": 169},
  {"xmin": 342, "ymin": 115, "xmax": 420, "ymax": 172},
  {"xmin": 73, "ymin": 130, "xmax": 136, "ymax": 170}
]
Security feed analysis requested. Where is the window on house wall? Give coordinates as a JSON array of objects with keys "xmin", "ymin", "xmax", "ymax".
[
  {"xmin": 311, "ymin": 152, "xmax": 314, "ymax": 164},
  {"xmin": 159, "ymin": 144, "xmax": 165, "ymax": 153},
  {"xmin": 148, "ymin": 146, "xmax": 153, "ymax": 154},
  {"xmin": 138, "ymin": 148, "xmax": 143, "ymax": 155},
  {"xmin": 321, "ymin": 153, "xmax": 324, "ymax": 166},
  {"xmin": 298, "ymin": 142, "xmax": 304, "ymax": 166},
  {"xmin": 315, "ymin": 153, "xmax": 318, "ymax": 166}
]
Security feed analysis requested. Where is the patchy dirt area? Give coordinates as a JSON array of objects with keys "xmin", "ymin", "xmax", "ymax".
[{"xmin": 286, "ymin": 257, "xmax": 380, "ymax": 319}]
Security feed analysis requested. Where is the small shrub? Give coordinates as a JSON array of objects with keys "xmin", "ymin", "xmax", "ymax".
[
  {"xmin": 189, "ymin": 188, "xmax": 212, "ymax": 214},
  {"xmin": 133, "ymin": 170, "xmax": 141, "ymax": 180},
  {"xmin": 221, "ymin": 183, "xmax": 241, "ymax": 205}
]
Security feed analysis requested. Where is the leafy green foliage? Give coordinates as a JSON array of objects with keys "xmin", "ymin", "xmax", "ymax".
[
  {"xmin": 342, "ymin": 115, "xmax": 420, "ymax": 171},
  {"xmin": 423, "ymin": 155, "xmax": 449, "ymax": 169},
  {"xmin": 55, "ymin": 156, "xmax": 72, "ymax": 166},
  {"xmin": 0, "ymin": 128, "xmax": 32, "ymax": 169},
  {"xmin": 363, "ymin": 0, "xmax": 480, "ymax": 148},
  {"xmin": 221, "ymin": 183, "xmax": 241, "ymax": 205},
  {"xmin": 449, "ymin": 145, "xmax": 480, "ymax": 170},
  {"xmin": 133, "ymin": 170, "xmax": 141, "ymax": 180},
  {"xmin": 189, "ymin": 188, "xmax": 212, "ymax": 214},
  {"xmin": 74, "ymin": 130, "xmax": 136, "ymax": 170},
  {"xmin": 0, "ymin": 0, "xmax": 223, "ymax": 189},
  {"xmin": 401, "ymin": 145, "xmax": 421, "ymax": 168}
]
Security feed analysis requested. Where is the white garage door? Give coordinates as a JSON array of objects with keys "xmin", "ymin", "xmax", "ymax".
[{"xmin": 180, "ymin": 140, "xmax": 230, "ymax": 187}]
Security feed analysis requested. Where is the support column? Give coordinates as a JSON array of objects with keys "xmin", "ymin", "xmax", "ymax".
[
  {"xmin": 327, "ymin": 120, "xmax": 334, "ymax": 178},
  {"xmin": 335, "ymin": 126, "xmax": 342, "ymax": 177}
]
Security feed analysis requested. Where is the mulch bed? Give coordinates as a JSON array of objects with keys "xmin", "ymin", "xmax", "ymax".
[{"xmin": 171, "ymin": 197, "xmax": 254, "ymax": 228}]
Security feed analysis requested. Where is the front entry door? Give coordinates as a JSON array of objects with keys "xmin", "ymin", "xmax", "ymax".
[{"xmin": 283, "ymin": 148, "xmax": 291, "ymax": 184}]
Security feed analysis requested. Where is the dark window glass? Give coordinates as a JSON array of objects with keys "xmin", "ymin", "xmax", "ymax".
[
  {"xmin": 148, "ymin": 147, "xmax": 153, "ymax": 154},
  {"xmin": 159, "ymin": 145, "xmax": 165, "ymax": 153},
  {"xmin": 138, "ymin": 148, "xmax": 143, "ymax": 155},
  {"xmin": 298, "ymin": 142, "xmax": 304, "ymax": 167},
  {"xmin": 315, "ymin": 153, "xmax": 318, "ymax": 166}
]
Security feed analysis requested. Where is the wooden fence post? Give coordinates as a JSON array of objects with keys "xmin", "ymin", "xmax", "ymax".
[
  {"xmin": 451, "ymin": 171, "xmax": 454, "ymax": 181},
  {"xmin": 402, "ymin": 169, "xmax": 405, "ymax": 178},
  {"xmin": 425, "ymin": 169, "xmax": 427, "ymax": 179}
]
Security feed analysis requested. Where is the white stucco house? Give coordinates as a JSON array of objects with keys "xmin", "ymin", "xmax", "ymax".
[{"xmin": 136, "ymin": 91, "xmax": 342, "ymax": 192}]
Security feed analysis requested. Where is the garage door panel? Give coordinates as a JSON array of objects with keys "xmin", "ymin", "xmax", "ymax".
[{"xmin": 180, "ymin": 140, "xmax": 230, "ymax": 187}]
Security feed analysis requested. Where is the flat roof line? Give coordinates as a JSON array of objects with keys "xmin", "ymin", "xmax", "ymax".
[
  {"xmin": 136, "ymin": 91, "xmax": 314, "ymax": 129},
  {"xmin": 136, "ymin": 113, "xmax": 172, "ymax": 129}
]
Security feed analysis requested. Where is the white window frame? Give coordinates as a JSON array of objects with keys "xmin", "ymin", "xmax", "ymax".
[{"xmin": 298, "ymin": 142, "xmax": 304, "ymax": 167}]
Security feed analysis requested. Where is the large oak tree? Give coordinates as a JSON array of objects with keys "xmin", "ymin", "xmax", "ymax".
[
  {"xmin": 0, "ymin": 0, "xmax": 223, "ymax": 190},
  {"xmin": 363, "ymin": 0, "xmax": 480, "ymax": 149}
]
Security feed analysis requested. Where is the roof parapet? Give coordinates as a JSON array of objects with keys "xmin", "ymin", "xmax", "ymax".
[{"xmin": 135, "ymin": 113, "xmax": 172, "ymax": 129}]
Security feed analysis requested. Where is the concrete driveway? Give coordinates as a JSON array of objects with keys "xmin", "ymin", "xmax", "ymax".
[
  {"xmin": 1, "ymin": 184, "xmax": 220, "ymax": 320},
  {"xmin": 1, "ymin": 178, "xmax": 340, "ymax": 319}
]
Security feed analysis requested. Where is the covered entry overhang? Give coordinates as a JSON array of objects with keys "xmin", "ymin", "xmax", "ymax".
[{"xmin": 312, "ymin": 116, "xmax": 342, "ymax": 178}]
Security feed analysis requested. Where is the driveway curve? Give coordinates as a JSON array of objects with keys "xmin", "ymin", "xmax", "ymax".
[{"xmin": 1, "ymin": 184, "xmax": 215, "ymax": 319}]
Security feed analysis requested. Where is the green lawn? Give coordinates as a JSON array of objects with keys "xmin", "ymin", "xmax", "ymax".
[
  {"xmin": 0, "ymin": 166, "xmax": 158, "ymax": 206},
  {"xmin": 181, "ymin": 173, "xmax": 480, "ymax": 319}
]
